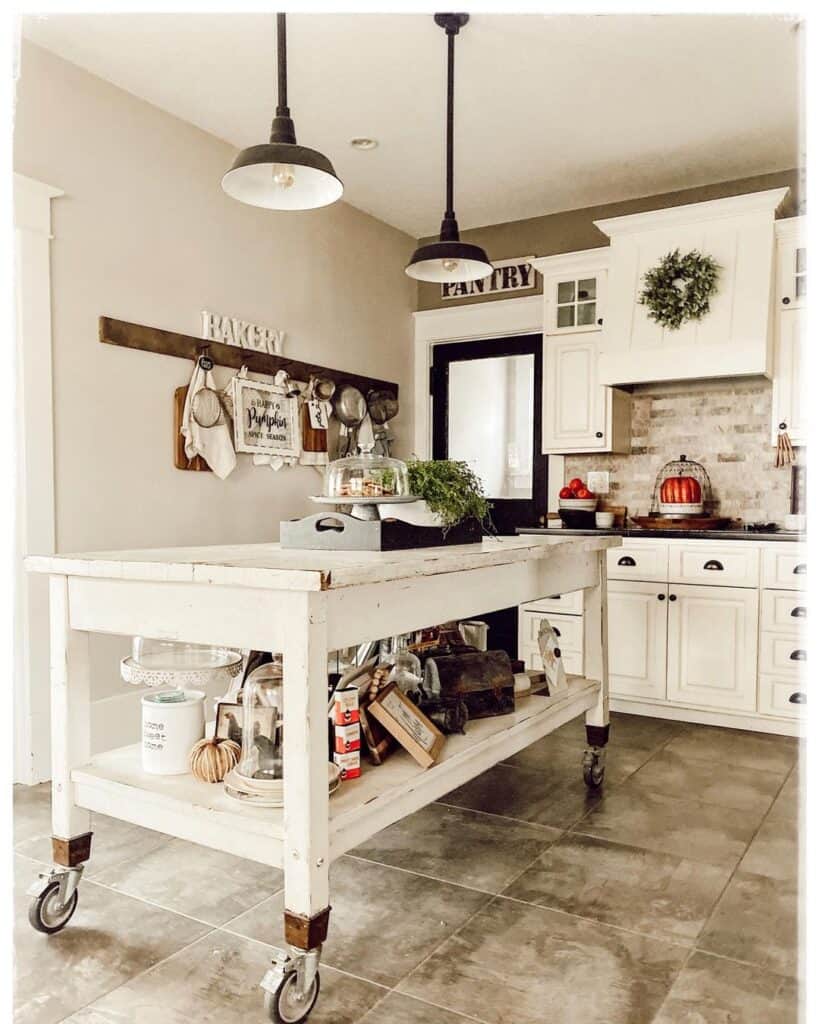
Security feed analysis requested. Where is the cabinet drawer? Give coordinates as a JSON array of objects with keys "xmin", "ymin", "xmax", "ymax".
[
  {"xmin": 668, "ymin": 544, "xmax": 759, "ymax": 588},
  {"xmin": 522, "ymin": 590, "xmax": 584, "ymax": 615},
  {"xmin": 607, "ymin": 543, "xmax": 668, "ymax": 582},
  {"xmin": 759, "ymin": 632, "xmax": 807, "ymax": 676},
  {"xmin": 762, "ymin": 547, "xmax": 808, "ymax": 591},
  {"xmin": 758, "ymin": 674, "xmax": 806, "ymax": 719},
  {"xmin": 760, "ymin": 590, "xmax": 807, "ymax": 633},
  {"xmin": 521, "ymin": 612, "xmax": 583, "ymax": 652},
  {"xmin": 520, "ymin": 643, "xmax": 582, "ymax": 677}
]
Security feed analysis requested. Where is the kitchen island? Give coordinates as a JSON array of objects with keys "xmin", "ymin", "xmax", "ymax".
[{"xmin": 25, "ymin": 533, "xmax": 618, "ymax": 1022}]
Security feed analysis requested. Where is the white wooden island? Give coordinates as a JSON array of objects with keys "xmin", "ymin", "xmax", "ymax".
[{"xmin": 26, "ymin": 534, "xmax": 618, "ymax": 1023}]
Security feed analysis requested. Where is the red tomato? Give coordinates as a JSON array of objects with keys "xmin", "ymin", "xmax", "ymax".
[
  {"xmin": 559, "ymin": 486, "xmax": 573, "ymax": 499},
  {"xmin": 576, "ymin": 487, "xmax": 592, "ymax": 499},
  {"xmin": 568, "ymin": 478, "xmax": 584, "ymax": 493}
]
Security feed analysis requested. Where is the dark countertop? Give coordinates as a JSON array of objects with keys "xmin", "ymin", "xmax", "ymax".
[{"xmin": 518, "ymin": 527, "xmax": 806, "ymax": 543}]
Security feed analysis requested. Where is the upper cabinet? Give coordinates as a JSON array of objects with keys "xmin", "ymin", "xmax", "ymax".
[
  {"xmin": 594, "ymin": 188, "xmax": 790, "ymax": 386},
  {"xmin": 532, "ymin": 249, "xmax": 630, "ymax": 454},
  {"xmin": 771, "ymin": 217, "xmax": 806, "ymax": 447}
]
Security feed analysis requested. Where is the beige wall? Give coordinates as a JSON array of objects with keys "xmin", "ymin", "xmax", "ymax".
[
  {"xmin": 14, "ymin": 41, "xmax": 416, "ymax": 709},
  {"xmin": 416, "ymin": 169, "xmax": 802, "ymax": 311}
]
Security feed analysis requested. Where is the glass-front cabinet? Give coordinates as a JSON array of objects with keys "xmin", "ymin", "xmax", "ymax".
[
  {"xmin": 542, "ymin": 254, "xmax": 607, "ymax": 335},
  {"xmin": 771, "ymin": 217, "xmax": 807, "ymax": 447}
]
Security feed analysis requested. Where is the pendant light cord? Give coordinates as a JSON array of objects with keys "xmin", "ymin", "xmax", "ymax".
[
  {"xmin": 276, "ymin": 13, "xmax": 289, "ymax": 118},
  {"xmin": 445, "ymin": 28, "xmax": 455, "ymax": 219}
]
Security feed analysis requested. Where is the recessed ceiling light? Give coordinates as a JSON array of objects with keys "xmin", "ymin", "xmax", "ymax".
[{"xmin": 350, "ymin": 137, "xmax": 378, "ymax": 151}]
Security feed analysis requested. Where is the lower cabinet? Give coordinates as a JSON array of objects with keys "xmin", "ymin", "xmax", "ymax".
[
  {"xmin": 607, "ymin": 580, "xmax": 667, "ymax": 701},
  {"xmin": 666, "ymin": 584, "xmax": 759, "ymax": 712}
]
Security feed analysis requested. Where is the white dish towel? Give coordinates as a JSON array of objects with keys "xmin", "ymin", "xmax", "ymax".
[{"xmin": 181, "ymin": 360, "xmax": 237, "ymax": 479}]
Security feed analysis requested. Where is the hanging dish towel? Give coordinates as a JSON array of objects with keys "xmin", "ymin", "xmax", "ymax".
[{"xmin": 181, "ymin": 360, "xmax": 236, "ymax": 479}]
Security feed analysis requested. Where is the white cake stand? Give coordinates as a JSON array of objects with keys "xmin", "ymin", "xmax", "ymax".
[{"xmin": 309, "ymin": 494, "xmax": 418, "ymax": 521}]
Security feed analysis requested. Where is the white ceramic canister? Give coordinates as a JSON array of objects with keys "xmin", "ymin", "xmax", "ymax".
[{"xmin": 141, "ymin": 690, "xmax": 205, "ymax": 775}]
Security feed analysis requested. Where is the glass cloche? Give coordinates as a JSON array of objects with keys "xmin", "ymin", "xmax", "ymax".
[
  {"xmin": 651, "ymin": 454, "xmax": 712, "ymax": 518},
  {"xmin": 236, "ymin": 657, "xmax": 284, "ymax": 784},
  {"xmin": 325, "ymin": 444, "xmax": 410, "ymax": 499}
]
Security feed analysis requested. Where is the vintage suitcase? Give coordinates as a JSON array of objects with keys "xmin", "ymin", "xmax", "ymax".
[{"xmin": 424, "ymin": 649, "xmax": 516, "ymax": 720}]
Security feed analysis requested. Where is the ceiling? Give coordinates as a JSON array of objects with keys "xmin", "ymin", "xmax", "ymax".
[{"xmin": 21, "ymin": 13, "xmax": 802, "ymax": 238}]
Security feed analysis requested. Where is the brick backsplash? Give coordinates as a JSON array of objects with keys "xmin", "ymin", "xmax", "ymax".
[{"xmin": 564, "ymin": 377, "xmax": 800, "ymax": 523}]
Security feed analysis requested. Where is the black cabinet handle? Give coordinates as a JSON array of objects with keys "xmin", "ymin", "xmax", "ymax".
[
  {"xmin": 791, "ymin": 606, "xmax": 807, "ymax": 618},
  {"xmin": 703, "ymin": 559, "xmax": 724, "ymax": 571},
  {"xmin": 553, "ymin": 627, "xmax": 561, "ymax": 637},
  {"xmin": 793, "ymin": 563, "xmax": 807, "ymax": 575},
  {"xmin": 618, "ymin": 556, "xmax": 636, "ymax": 566},
  {"xmin": 597, "ymin": 317, "xmax": 603, "ymax": 326},
  {"xmin": 658, "ymin": 594, "xmax": 665, "ymax": 601},
  {"xmin": 548, "ymin": 594, "xmax": 561, "ymax": 600},
  {"xmin": 789, "ymin": 649, "xmax": 806, "ymax": 661},
  {"xmin": 779, "ymin": 421, "xmax": 788, "ymax": 431},
  {"xmin": 669, "ymin": 594, "xmax": 677, "ymax": 602},
  {"xmin": 783, "ymin": 296, "xmax": 791, "ymax": 305},
  {"xmin": 789, "ymin": 692, "xmax": 806, "ymax": 704},
  {"xmin": 595, "ymin": 431, "xmax": 603, "ymax": 439}
]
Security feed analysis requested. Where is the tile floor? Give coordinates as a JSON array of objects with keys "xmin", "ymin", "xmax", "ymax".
[{"xmin": 13, "ymin": 712, "xmax": 803, "ymax": 1024}]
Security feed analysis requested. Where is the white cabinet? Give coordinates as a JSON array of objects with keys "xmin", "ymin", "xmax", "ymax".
[
  {"xmin": 607, "ymin": 580, "xmax": 668, "ymax": 701},
  {"xmin": 532, "ymin": 249, "xmax": 630, "ymax": 454},
  {"xmin": 771, "ymin": 217, "xmax": 807, "ymax": 447},
  {"xmin": 594, "ymin": 189, "xmax": 789, "ymax": 386},
  {"xmin": 666, "ymin": 584, "xmax": 758, "ymax": 712}
]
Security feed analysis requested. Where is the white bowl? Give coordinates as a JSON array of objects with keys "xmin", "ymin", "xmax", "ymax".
[
  {"xmin": 595, "ymin": 512, "xmax": 615, "ymax": 528},
  {"xmin": 559, "ymin": 498, "xmax": 598, "ymax": 511}
]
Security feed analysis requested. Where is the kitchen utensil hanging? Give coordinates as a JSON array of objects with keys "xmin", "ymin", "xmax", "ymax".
[
  {"xmin": 367, "ymin": 388, "xmax": 399, "ymax": 457},
  {"xmin": 333, "ymin": 385, "xmax": 367, "ymax": 457},
  {"xmin": 775, "ymin": 424, "xmax": 795, "ymax": 468}
]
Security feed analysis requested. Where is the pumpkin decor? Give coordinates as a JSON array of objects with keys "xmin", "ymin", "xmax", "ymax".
[
  {"xmin": 189, "ymin": 737, "xmax": 240, "ymax": 783},
  {"xmin": 660, "ymin": 476, "xmax": 702, "ymax": 504}
]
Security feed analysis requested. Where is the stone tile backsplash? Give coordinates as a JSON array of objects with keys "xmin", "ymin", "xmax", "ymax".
[{"xmin": 564, "ymin": 378, "xmax": 799, "ymax": 523}]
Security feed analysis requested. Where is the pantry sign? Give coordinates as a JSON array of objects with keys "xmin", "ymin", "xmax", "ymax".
[{"xmin": 440, "ymin": 256, "xmax": 538, "ymax": 300}]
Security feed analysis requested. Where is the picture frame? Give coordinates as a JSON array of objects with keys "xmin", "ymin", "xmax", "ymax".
[
  {"xmin": 367, "ymin": 682, "xmax": 444, "ymax": 768},
  {"xmin": 231, "ymin": 376, "xmax": 299, "ymax": 457},
  {"xmin": 215, "ymin": 701, "xmax": 281, "ymax": 752}
]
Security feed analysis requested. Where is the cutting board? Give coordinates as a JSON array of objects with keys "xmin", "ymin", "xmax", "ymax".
[
  {"xmin": 174, "ymin": 386, "xmax": 211, "ymax": 471},
  {"xmin": 631, "ymin": 515, "xmax": 733, "ymax": 531}
]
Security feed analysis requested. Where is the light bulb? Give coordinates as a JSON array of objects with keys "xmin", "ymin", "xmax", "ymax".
[
  {"xmin": 442, "ymin": 259, "xmax": 460, "ymax": 273},
  {"xmin": 271, "ymin": 163, "xmax": 296, "ymax": 189}
]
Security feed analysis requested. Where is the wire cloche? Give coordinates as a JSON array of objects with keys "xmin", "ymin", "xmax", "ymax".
[{"xmin": 650, "ymin": 454, "xmax": 712, "ymax": 518}]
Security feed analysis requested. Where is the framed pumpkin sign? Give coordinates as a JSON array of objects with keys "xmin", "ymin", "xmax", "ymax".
[{"xmin": 232, "ymin": 376, "xmax": 299, "ymax": 458}]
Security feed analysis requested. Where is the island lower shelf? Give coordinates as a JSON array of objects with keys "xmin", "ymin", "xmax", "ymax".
[{"xmin": 71, "ymin": 676, "xmax": 600, "ymax": 868}]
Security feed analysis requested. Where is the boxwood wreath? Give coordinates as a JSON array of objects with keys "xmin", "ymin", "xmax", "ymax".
[{"xmin": 639, "ymin": 248, "xmax": 720, "ymax": 330}]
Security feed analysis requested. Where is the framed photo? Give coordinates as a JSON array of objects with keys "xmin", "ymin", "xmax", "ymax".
[
  {"xmin": 215, "ymin": 701, "xmax": 281, "ymax": 751},
  {"xmin": 231, "ymin": 376, "xmax": 299, "ymax": 457}
]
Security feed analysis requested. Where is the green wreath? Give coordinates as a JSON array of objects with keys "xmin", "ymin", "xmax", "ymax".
[{"xmin": 639, "ymin": 248, "xmax": 720, "ymax": 330}]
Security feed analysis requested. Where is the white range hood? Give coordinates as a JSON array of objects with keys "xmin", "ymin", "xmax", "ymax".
[{"xmin": 594, "ymin": 188, "xmax": 790, "ymax": 386}]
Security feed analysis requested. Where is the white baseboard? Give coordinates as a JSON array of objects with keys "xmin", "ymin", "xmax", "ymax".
[{"xmin": 610, "ymin": 696, "xmax": 803, "ymax": 737}]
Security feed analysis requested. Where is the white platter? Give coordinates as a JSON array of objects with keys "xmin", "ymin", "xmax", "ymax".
[{"xmin": 120, "ymin": 655, "xmax": 243, "ymax": 689}]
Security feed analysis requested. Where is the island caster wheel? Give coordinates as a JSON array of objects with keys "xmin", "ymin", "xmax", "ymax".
[
  {"xmin": 264, "ymin": 970, "xmax": 320, "ymax": 1024},
  {"xmin": 582, "ymin": 749, "xmax": 606, "ymax": 790},
  {"xmin": 28, "ymin": 880, "xmax": 79, "ymax": 935}
]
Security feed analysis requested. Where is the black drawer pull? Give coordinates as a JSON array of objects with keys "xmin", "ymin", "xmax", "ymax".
[
  {"xmin": 658, "ymin": 594, "xmax": 665, "ymax": 601},
  {"xmin": 618, "ymin": 556, "xmax": 636, "ymax": 567},
  {"xmin": 553, "ymin": 627, "xmax": 561, "ymax": 637},
  {"xmin": 793, "ymin": 563, "xmax": 807, "ymax": 575},
  {"xmin": 789, "ymin": 692, "xmax": 806, "ymax": 704},
  {"xmin": 789, "ymin": 649, "xmax": 806, "ymax": 662},
  {"xmin": 791, "ymin": 606, "xmax": 807, "ymax": 618},
  {"xmin": 669, "ymin": 594, "xmax": 677, "ymax": 602},
  {"xmin": 703, "ymin": 559, "xmax": 724, "ymax": 571}
]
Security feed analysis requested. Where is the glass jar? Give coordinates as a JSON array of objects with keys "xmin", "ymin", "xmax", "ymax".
[
  {"xmin": 237, "ymin": 657, "xmax": 284, "ymax": 783},
  {"xmin": 325, "ymin": 444, "xmax": 410, "ymax": 499},
  {"xmin": 383, "ymin": 635, "xmax": 423, "ymax": 700}
]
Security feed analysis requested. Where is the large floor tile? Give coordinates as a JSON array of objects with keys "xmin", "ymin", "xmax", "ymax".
[
  {"xmin": 13, "ymin": 783, "xmax": 52, "ymax": 844},
  {"xmin": 64, "ymin": 929, "xmax": 384, "ymax": 1024},
  {"xmin": 440, "ymin": 762, "xmax": 600, "ymax": 829},
  {"xmin": 739, "ymin": 813, "xmax": 800, "ymax": 881},
  {"xmin": 226, "ymin": 855, "xmax": 489, "ymax": 988},
  {"xmin": 663, "ymin": 726, "xmax": 797, "ymax": 776},
  {"xmin": 628, "ymin": 748, "xmax": 782, "ymax": 814},
  {"xmin": 504, "ymin": 832, "xmax": 731, "ymax": 945},
  {"xmin": 576, "ymin": 785, "xmax": 762, "ymax": 868},
  {"xmin": 399, "ymin": 896, "xmax": 688, "ymax": 1024},
  {"xmin": 653, "ymin": 950, "xmax": 799, "ymax": 1024},
  {"xmin": 352, "ymin": 803, "xmax": 559, "ymax": 893},
  {"xmin": 358, "ymin": 992, "xmax": 474, "ymax": 1024},
  {"xmin": 697, "ymin": 870, "xmax": 799, "ymax": 977},
  {"xmin": 91, "ymin": 838, "xmax": 283, "ymax": 926},
  {"xmin": 552, "ymin": 710, "xmax": 686, "ymax": 751},
  {"xmin": 769, "ymin": 768, "xmax": 802, "ymax": 821},
  {"xmin": 14, "ymin": 855, "xmax": 210, "ymax": 1024},
  {"xmin": 502, "ymin": 731, "xmax": 652, "ymax": 786}
]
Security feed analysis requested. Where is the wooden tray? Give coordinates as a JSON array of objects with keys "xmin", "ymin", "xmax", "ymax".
[{"xmin": 631, "ymin": 515, "xmax": 733, "ymax": 531}]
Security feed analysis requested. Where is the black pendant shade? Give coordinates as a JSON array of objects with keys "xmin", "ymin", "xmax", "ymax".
[
  {"xmin": 222, "ymin": 14, "xmax": 343, "ymax": 211},
  {"xmin": 406, "ymin": 14, "xmax": 492, "ymax": 283}
]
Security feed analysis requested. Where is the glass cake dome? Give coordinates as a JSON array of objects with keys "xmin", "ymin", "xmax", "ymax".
[{"xmin": 324, "ymin": 444, "xmax": 410, "ymax": 500}]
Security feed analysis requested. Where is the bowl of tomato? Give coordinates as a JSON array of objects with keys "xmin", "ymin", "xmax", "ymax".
[{"xmin": 558, "ymin": 479, "xmax": 598, "ymax": 525}]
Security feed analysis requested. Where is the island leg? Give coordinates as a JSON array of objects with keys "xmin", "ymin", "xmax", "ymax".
[
  {"xmin": 28, "ymin": 575, "xmax": 92, "ymax": 934},
  {"xmin": 582, "ymin": 550, "xmax": 610, "ymax": 789},
  {"xmin": 260, "ymin": 591, "xmax": 329, "ymax": 1023}
]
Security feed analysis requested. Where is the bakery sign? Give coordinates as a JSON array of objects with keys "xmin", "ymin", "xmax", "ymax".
[
  {"xmin": 440, "ymin": 256, "xmax": 538, "ymax": 300},
  {"xmin": 202, "ymin": 310, "xmax": 284, "ymax": 355}
]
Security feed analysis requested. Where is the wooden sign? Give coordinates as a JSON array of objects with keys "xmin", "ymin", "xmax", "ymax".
[
  {"xmin": 232, "ymin": 377, "xmax": 298, "ymax": 457},
  {"xmin": 440, "ymin": 256, "xmax": 538, "ymax": 301},
  {"xmin": 202, "ymin": 310, "xmax": 284, "ymax": 355},
  {"xmin": 367, "ymin": 682, "xmax": 444, "ymax": 768}
]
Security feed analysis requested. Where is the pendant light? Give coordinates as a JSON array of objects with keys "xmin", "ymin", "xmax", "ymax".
[
  {"xmin": 406, "ymin": 13, "xmax": 492, "ymax": 283},
  {"xmin": 222, "ymin": 13, "xmax": 343, "ymax": 211}
]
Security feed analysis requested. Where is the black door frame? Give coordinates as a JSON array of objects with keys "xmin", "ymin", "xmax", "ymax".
[{"xmin": 430, "ymin": 333, "xmax": 547, "ymax": 535}]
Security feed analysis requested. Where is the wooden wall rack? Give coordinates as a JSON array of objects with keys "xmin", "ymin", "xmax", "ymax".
[{"xmin": 99, "ymin": 317, "xmax": 399, "ymax": 397}]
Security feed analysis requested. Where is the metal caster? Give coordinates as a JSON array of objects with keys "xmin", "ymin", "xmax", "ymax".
[
  {"xmin": 582, "ymin": 748, "xmax": 606, "ymax": 789},
  {"xmin": 27, "ymin": 866, "xmax": 83, "ymax": 935},
  {"xmin": 261, "ymin": 948, "xmax": 321, "ymax": 1024}
]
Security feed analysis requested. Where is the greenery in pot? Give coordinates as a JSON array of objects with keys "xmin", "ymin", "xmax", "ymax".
[{"xmin": 407, "ymin": 459, "xmax": 492, "ymax": 530}]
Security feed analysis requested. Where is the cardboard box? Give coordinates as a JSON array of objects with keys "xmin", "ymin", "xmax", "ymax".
[
  {"xmin": 333, "ymin": 686, "xmax": 360, "ymax": 726},
  {"xmin": 334, "ymin": 722, "xmax": 361, "ymax": 754},
  {"xmin": 333, "ymin": 750, "xmax": 361, "ymax": 780}
]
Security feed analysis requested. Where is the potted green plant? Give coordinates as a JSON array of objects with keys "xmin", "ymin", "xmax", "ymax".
[{"xmin": 404, "ymin": 459, "xmax": 492, "ymax": 532}]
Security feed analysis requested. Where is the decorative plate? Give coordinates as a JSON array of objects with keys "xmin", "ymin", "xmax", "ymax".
[{"xmin": 120, "ymin": 654, "xmax": 243, "ymax": 689}]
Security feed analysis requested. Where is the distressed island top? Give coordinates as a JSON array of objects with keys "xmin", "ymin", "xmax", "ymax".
[{"xmin": 25, "ymin": 535, "xmax": 620, "ymax": 592}]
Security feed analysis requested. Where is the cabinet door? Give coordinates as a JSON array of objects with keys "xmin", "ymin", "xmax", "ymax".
[
  {"xmin": 542, "ymin": 335, "xmax": 608, "ymax": 452},
  {"xmin": 607, "ymin": 580, "xmax": 668, "ymax": 701},
  {"xmin": 544, "ymin": 270, "xmax": 606, "ymax": 335},
  {"xmin": 771, "ymin": 307, "xmax": 806, "ymax": 447},
  {"xmin": 666, "ymin": 584, "xmax": 758, "ymax": 712},
  {"xmin": 776, "ymin": 237, "xmax": 806, "ymax": 311}
]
